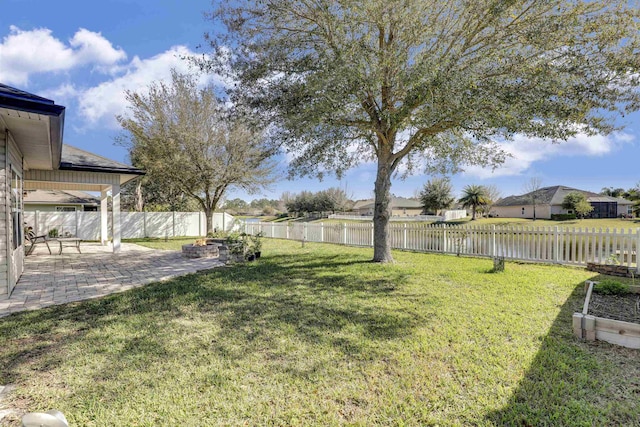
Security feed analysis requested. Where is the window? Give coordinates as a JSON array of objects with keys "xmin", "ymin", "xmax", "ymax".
[
  {"xmin": 10, "ymin": 169, "xmax": 22, "ymax": 250},
  {"xmin": 55, "ymin": 206, "xmax": 76, "ymax": 212}
]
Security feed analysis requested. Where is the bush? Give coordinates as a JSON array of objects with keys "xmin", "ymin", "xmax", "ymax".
[
  {"xmin": 551, "ymin": 213, "xmax": 577, "ymax": 221},
  {"xmin": 594, "ymin": 279, "xmax": 630, "ymax": 296}
]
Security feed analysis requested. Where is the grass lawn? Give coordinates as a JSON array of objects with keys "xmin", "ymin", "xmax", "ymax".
[{"xmin": 1, "ymin": 240, "xmax": 639, "ymax": 426}]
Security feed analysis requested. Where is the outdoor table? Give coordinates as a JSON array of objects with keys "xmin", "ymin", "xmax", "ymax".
[{"xmin": 49, "ymin": 237, "xmax": 82, "ymax": 254}]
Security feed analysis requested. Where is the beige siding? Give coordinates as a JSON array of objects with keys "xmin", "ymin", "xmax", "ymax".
[
  {"xmin": 492, "ymin": 204, "xmax": 552, "ymax": 219},
  {"xmin": 25, "ymin": 204, "xmax": 81, "ymax": 212},
  {"xmin": 618, "ymin": 203, "xmax": 633, "ymax": 217},
  {"xmin": 25, "ymin": 169, "xmax": 119, "ymax": 185},
  {"xmin": 391, "ymin": 208, "xmax": 423, "ymax": 217}
]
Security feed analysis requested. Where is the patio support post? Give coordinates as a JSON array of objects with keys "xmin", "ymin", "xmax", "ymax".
[
  {"xmin": 100, "ymin": 189, "xmax": 108, "ymax": 246},
  {"xmin": 112, "ymin": 182, "xmax": 121, "ymax": 253}
]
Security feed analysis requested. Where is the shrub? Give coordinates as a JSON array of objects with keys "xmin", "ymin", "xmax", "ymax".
[
  {"xmin": 551, "ymin": 213, "xmax": 577, "ymax": 221},
  {"xmin": 594, "ymin": 279, "xmax": 630, "ymax": 296}
]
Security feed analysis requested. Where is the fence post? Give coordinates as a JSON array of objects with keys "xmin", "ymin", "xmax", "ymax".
[
  {"xmin": 304, "ymin": 223, "xmax": 308, "ymax": 243},
  {"xmin": 286, "ymin": 224, "xmax": 290, "ymax": 240},
  {"xmin": 75, "ymin": 210, "xmax": 79, "ymax": 238},
  {"xmin": 35, "ymin": 210, "xmax": 39, "ymax": 236},
  {"xmin": 320, "ymin": 223, "xmax": 324, "ymax": 242},
  {"xmin": 554, "ymin": 227, "xmax": 560, "ymax": 263},
  {"xmin": 342, "ymin": 223, "xmax": 347, "ymax": 245},
  {"xmin": 636, "ymin": 228, "xmax": 640, "ymax": 274},
  {"xmin": 442, "ymin": 224, "xmax": 447, "ymax": 252},
  {"xmin": 172, "ymin": 211, "xmax": 176, "ymax": 237},
  {"xmin": 144, "ymin": 211, "xmax": 148, "ymax": 238},
  {"xmin": 403, "ymin": 223, "xmax": 407, "ymax": 249},
  {"xmin": 491, "ymin": 225, "xmax": 496, "ymax": 258},
  {"xmin": 371, "ymin": 222, "xmax": 374, "ymax": 247}
]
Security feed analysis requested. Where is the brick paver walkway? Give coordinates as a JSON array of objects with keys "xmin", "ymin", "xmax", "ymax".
[{"xmin": 0, "ymin": 243, "xmax": 224, "ymax": 318}]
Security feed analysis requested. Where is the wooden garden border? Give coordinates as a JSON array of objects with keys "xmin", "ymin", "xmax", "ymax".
[{"xmin": 573, "ymin": 280, "xmax": 640, "ymax": 349}]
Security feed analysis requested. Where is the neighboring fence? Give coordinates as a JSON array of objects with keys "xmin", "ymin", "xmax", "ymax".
[
  {"xmin": 24, "ymin": 211, "xmax": 236, "ymax": 240},
  {"xmin": 244, "ymin": 222, "xmax": 640, "ymax": 271},
  {"xmin": 329, "ymin": 210, "xmax": 467, "ymax": 222}
]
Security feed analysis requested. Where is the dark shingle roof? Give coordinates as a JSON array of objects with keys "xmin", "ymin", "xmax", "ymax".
[
  {"xmin": 60, "ymin": 145, "xmax": 144, "ymax": 175},
  {"xmin": 0, "ymin": 83, "xmax": 65, "ymax": 115},
  {"xmin": 494, "ymin": 185, "xmax": 631, "ymax": 207}
]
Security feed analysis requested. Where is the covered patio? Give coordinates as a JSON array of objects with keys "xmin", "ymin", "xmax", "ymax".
[
  {"xmin": 0, "ymin": 242, "xmax": 224, "ymax": 318},
  {"xmin": 24, "ymin": 144, "xmax": 145, "ymax": 252}
]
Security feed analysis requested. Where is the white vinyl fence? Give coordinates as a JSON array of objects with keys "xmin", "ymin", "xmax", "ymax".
[
  {"xmin": 244, "ymin": 222, "xmax": 640, "ymax": 271},
  {"xmin": 329, "ymin": 210, "xmax": 467, "ymax": 222},
  {"xmin": 24, "ymin": 211, "xmax": 236, "ymax": 240}
]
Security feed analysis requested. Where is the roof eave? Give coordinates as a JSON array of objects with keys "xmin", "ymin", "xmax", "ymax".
[
  {"xmin": 0, "ymin": 95, "xmax": 66, "ymax": 170},
  {"xmin": 58, "ymin": 163, "xmax": 145, "ymax": 175}
]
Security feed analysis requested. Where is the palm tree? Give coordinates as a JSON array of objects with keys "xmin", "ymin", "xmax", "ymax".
[{"xmin": 459, "ymin": 185, "xmax": 491, "ymax": 220}]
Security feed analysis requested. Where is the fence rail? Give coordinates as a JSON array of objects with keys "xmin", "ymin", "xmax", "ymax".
[
  {"xmin": 244, "ymin": 222, "xmax": 640, "ymax": 271},
  {"xmin": 24, "ymin": 211, "xmax": 236, "ymax": 240}
]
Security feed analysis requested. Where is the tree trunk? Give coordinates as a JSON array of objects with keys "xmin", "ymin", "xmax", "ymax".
[
  {"xmin": 205, "ymin": 208, "xmax": 214, "ymax": 235},
  {"xmin": 471, "ymin": 205, "xmax": 476, "ymax": 220},
  {"xmin": 372, "ymin": 157, "xmax": 393, "ymax": 263},
  {"xmin": 135, "ymin": 180, "xmax": 144, "ymax": 212}
]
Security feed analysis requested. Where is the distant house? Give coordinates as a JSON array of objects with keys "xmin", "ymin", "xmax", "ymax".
[
  {"xmin": 24, "ymin": 189, "xmax": 98, "ymax": 212},
  {"xmin": 353, "ymin": 197, "xmax": 423, "ymax": 217},
  {"xmin": 492, "ymin": 186, "xmax": 634, "ymax": 219}
]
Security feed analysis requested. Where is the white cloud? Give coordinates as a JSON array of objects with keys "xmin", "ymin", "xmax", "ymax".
[
  {"xmin": 464, "ymin": 132, "xmax": 633, "ymax": 179},
  {"xmin": 77, "ymin": 45, "xmax": 225, "ymax": 128},
  {"xmin": 39, "ymin": 83, "xmax": 79, "ymax": 104},
  {"xmin": 0, "ymin": 26, "xmax": 126, "ymax": 86},
  {"xmin": 70, "ymin": 28, "xmax": 127, "ymax": 68}
]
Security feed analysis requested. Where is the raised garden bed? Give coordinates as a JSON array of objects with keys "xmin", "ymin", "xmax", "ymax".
[
  {"xmin": 573, "ymin": 280, "xmax": 640, "ymax": 349},
  {"xmin": 586, "ymin": 262, "xmax": 637, "ymax": 278}
]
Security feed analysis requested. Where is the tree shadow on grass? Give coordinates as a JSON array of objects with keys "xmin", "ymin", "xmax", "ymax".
[
  {"xmin": 487, "ymin": 274, "xmax": 640, "ymax": 426},
  {"xmin": 0, "ymin": 250, "xmax": 422, "ymax": 392}
]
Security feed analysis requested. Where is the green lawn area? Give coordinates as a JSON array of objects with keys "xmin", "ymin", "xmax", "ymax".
[{"xmin": 1, "ymin": 240, "xmax": 638, "ymax": 426}]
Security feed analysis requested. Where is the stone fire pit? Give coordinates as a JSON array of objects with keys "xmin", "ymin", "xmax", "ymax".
[{"xmin": 182, "ymin": 243, "xmax": 220, "ymax": 259}]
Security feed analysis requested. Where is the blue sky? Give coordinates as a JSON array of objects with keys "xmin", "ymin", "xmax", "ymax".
[{"xmin": 1, "ymin": 0, "xmax": 639, "ymax": 203}]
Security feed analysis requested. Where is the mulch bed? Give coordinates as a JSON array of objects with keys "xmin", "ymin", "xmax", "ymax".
[{"xmin": 589, "ymin": 293, "xmax": 640, "ymax": 324}]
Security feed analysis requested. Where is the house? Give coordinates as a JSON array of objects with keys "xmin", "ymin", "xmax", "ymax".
[
  {"xmin": 353, "ymin": 197, "xmax": 423, "ymax": 216},
  {"xmin": 492, "ymin": 185, "xmax": 634, "ymax": 219},
  {"xmin": 24, "ymin": 189, "xmax": 99, "ymax": 212},
  {"xmin": 0, "ymin": 83, "xmax": 144, "ymax": 296}
]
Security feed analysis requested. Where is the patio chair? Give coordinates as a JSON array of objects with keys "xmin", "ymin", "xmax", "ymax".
[{"xmin": 25, "ymin": 229, "xmax": 51, "ymax": 255}]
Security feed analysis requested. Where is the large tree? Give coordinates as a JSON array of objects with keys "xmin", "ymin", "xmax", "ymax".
[
  {"xmin": 562, "ymin": 191, "xmax": 593, "ymax": 218},
  {"xmin": 117, "ymin": 71, "xmax": 276, "ymax": 234},
  {"xmin": 419, "ymin": 178, "xmax": 455, "ymax": 215},
  {"xmin": 204, "ymin": 0, "xmax": 640, "ymax": 262}
]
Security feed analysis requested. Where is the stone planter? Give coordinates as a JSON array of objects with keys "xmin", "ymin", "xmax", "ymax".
[
  {"xmin": 182, "ymin": 243, "xmax": 220, "ymax": 259},
  {"xmin": 586, "ymin": 262, "xmax": 636, "ymax": 278},
  {"xmin": 573, "ymin": 280, "xmax": 640, "ymax": 349},
  {"xmin": 206, "ymin": 238, "xmax": 227, "ymax": 246},
  {"xmin": 217, "ymin": 245, "xmax": 229, "ymax": 263}
]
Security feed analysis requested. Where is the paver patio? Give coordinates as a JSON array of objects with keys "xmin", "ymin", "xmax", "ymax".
[{"xmin": 0, "ymin": 242, "xmax": 224, "ymax": 318}]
